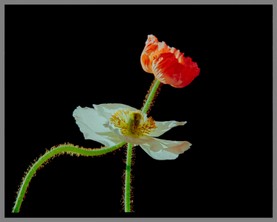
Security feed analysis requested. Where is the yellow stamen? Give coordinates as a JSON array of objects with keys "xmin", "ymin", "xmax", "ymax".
[{"xmin": 110, "ymin": 109, "xmax": 156, "ymax": 137}]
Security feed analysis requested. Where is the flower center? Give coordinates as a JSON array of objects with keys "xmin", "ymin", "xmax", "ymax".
[{"xmin": 109, "ymin": 109, "xmax": 156, "ymax": 137}]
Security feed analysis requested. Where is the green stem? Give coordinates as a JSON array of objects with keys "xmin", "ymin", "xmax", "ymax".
[
  {"xmin": 123, "ymin": 78, "xmax": 161, "ymax": 212},
  {"xmin": 141, "ymin": 79, "xmax": 161, "ymax": 114},
  {"xmin": 12, "ymin": 142, "xmax": 126, "ymax": 213},
  {"xmin": 124, "ymin": 143, "xmax": 133, "ymax": 212}
]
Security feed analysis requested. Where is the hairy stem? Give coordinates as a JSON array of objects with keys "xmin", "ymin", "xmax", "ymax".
[
  {"xmin": 12, "ymin": 142, "xmax": 126, "ymax": 213},
  {"xmin": 141, "ymin": 79, "xmax": 161, "ymax": 114},
  {"xmin": 124, "ymin": 143, "xmax": 133, "ymax": 212},
  {"xmin": 123, "ymin": 78, "xmax": 162, "ymax": 212}
]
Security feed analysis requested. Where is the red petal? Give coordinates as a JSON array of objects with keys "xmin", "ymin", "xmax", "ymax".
[
  {"xmin": 153, "ymin": 53, "xmax": 200, "ymax": 88},
  {"xmin": 140, "ymin": 34, "xmax": 200, "ymax": 88}
]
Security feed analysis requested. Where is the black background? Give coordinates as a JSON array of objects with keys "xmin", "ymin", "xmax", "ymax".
[{"xmin": 5, "ymin": 5, "xmax": 272, "ymax": 218}]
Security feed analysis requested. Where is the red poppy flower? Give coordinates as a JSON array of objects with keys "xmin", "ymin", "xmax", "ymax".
[{"xmin": 140, "ymin": 34, "xmax": 200, "ymax": 88}]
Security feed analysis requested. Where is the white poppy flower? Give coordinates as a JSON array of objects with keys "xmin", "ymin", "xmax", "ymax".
[{"xmin": 73, "ymin": 103, "xmax": 191, "ymax": 160}]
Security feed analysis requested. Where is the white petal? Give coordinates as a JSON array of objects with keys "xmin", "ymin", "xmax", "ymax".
[
  {"xmin": 140, "ymin": 138, "xmax": 191, "ymax": 160},
  {"xmin": 73, "ymin": 106, "xmax": 121, "ymax": 146},
  {"xmin": 148, "ymin": 120, "xmax": 187, "ymax": 137},
  {"xmin": 93, "ymin": 103, "xmax": 137, "ymax": 119},
  {"xmin": 122, "ymin": 135, "xmax": 153, "ymax": 145}
]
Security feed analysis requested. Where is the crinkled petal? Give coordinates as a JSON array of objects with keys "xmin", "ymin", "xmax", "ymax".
[
  {"xmin": 93, "ymin": 103, "xmax": 137, "ymax": 119},
  {"xmin": 140, "ymin": 138, "xmax": 191, "ymax": 160},
  {"xmin": 73, "ymin": 106, "xmax": 121, "ymax": 146},
  {"xmin": 140, "ymin": 34, "xmax": 159, "ymax": 73},
  {"xmin": 140, "ymin": 34, "xmax": 200, "ymax": 88},
  {"xmin": 152, "ymin": 52, "xmax": 200, "ymax": 88},
  {"xmin": 148, "ymin": 120, "xmax": 187, "ymax": 137}
]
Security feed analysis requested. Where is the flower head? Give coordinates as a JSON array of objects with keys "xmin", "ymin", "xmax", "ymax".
[
  {"xmin": 140, "ymin": 34, "xmax": 200, "ymax": 88},
  {"xmin": 73, "ymin": 103, "xmax": 191, "ymax": 160}
]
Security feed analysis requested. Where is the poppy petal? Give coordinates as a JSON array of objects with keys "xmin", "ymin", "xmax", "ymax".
[
  {"xmin": 93, "ymin": 103, "xmax": 137, "ymax": 119},
  {"xmin": 73, "ymin": 106, "xmax": 121, "ymax": 146},
  {"xmin": 140, "ymin": 34, "xmax": 200, "ymax": 88},
  {"xmin": 140, "ymin": 138, "xmax": 191, "ymax": 160},
  {"xmin": 148, "ymin": 120, "xmax": 186, "ymax": 137}
]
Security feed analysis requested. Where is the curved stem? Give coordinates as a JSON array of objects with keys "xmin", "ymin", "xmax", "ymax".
[
  {"xmin": 124, "ymin": 143, "xmax": 133, "ymax": 212},
  {"xmin": 141, "ymin": 79, "xmax": 161, "ymax": 114},
  {"xmin": 12, "ymin": 142, "xmax": 126, "ymax": 213}
]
